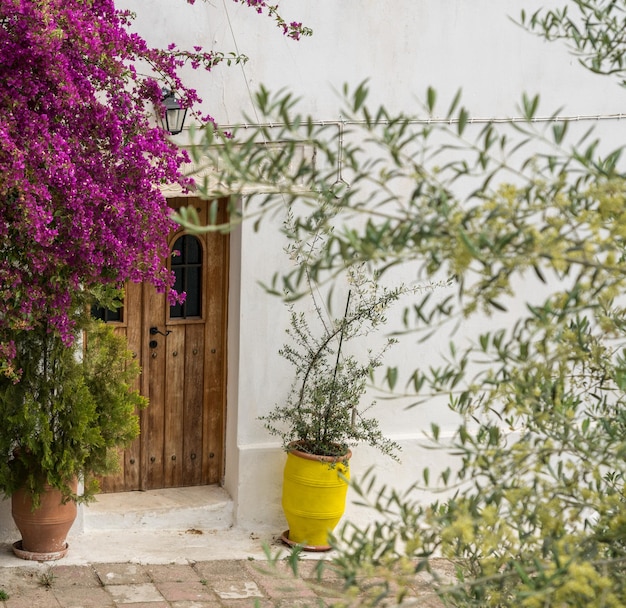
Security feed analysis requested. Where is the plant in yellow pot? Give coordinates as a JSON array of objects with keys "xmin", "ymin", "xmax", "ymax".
[{"xmin": 262, "ymin": 265, "xmax": 402, "ymax": 551}]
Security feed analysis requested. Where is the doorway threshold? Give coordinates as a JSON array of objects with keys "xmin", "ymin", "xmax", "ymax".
[{"xmin": 82, "ymin": 486, "xmax": 234, "ymax": 532}]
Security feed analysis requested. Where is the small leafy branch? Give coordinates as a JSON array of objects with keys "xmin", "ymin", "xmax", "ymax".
[
  {"xmin": 232, "ymin": 0, "xmax": 313, "ymax": 40},
  {"xmin": 261, "ymin": 208, "xmax": 402, "ymax": 459},
  {"xmin": 262, "ymin": 284, "xmax": 403, "ymax": 458}
]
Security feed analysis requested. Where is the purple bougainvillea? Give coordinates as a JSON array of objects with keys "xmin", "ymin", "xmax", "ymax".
[
  {"xmin": 0, "ymin": 0, "xmax": 309, "ymax": 377},
  {"xmin": 0, "ymin": 0, "xmax": 194, "ymax": 346}
]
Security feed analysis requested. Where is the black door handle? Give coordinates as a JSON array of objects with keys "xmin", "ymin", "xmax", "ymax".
[{"xmin": 150, "ymin": 327, "xmax": 172, "ymax": 337}]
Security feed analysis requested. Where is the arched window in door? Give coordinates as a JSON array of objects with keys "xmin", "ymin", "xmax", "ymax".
[{"xmin": 170, "ymin": 234, "xmax": 202, "ymax": 319}]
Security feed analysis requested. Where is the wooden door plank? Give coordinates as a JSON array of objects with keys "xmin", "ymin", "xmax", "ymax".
[
  {"xmin": 183, "ymin": 324, "xmax": 205, "ymax": 486},
  {"xmin": 203, "ymin": 199, "xmax": 229, "ymax": 484},
  {"xmin": 98, "ymin": 280, "xmax": 143, "ymax": 492},
  {"xmin": 145, "ymin": 286, "xmax": 166, "ymax": 490},
  {"xmin": 123, "ymin": 280, "xmax": 143, "ymax": 491},
  {"xmin": 164, "ymin": 326, "xmax": 185, "ymax": 487}
]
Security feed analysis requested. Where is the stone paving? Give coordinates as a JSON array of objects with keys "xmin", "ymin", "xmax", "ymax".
[{"xmin": 0, "ymin": 558, "xmax": 448, "ymax": 607}]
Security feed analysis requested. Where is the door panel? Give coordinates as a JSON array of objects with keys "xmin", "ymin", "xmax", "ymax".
[
  {"xmin": 163, "ymin": 325, "xmax": 185, "ymax": 488},
  {"xmin": 182, "ymin": 324, "xmax": 205, "ymax": 486},
  {"xmin": 99, "ymin": 197, "xmax": 229, "ymax": 492},
  {"xmin": 123, "ymin": 281, "xmax": 143, "ymax": 491}
]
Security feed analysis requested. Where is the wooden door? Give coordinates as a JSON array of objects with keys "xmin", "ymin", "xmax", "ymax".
[{"xmin": 99, "ymin": 197, "xmax": 229, "ymax": 492}]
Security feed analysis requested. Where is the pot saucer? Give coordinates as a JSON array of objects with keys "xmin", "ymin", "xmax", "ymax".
[
  {"xmin": 280, "ymin": 530, "xmax": 332, "ymax": 552},
  {"xmin": 12, "ymin": 540, "xmax": 69, "ymax": 561}
]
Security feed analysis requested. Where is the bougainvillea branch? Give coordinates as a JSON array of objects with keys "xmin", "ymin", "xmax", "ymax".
[
  {"xmin": 0, "ymin": 0, "xmax": 307, "ymax": 378},
  {"xmin": 235, "ymin": 0, "xmax": 312, "ymax": 40},
  {"xmin": 187, "ymin": 0, "xmax": 312, "ymax": 40},
  {"xmin": 1, "ymin": 0, "xmax": 189, "ymax": 350}
]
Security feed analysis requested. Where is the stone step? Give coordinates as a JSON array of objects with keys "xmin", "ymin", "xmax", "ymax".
[{"xmin": 81, "ymin": 486, "xmax": 234, "ymax": 532}]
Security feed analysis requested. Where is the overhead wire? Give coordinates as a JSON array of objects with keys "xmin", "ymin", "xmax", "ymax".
[{"xmin": 221, "ymin": 0, "xmax": 264, "ymax": 132}]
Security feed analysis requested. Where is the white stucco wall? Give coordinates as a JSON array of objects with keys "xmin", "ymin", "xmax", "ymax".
[
  {"xmin": 125, "ymin": 0, "xmax": 622, "ymax": 124},
  {"xmin": 120, "ymin": 0, "xmax": 626, "ymax": 534}
]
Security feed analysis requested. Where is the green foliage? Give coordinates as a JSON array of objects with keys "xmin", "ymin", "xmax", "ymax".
[
  {"xmin": 521, "ymin": 0, "xmax": 626, "ymax": 86},
  {"xmin": 0, "ymin": 310, "xmax": 145, "ymax": 504},
  {"xmin": 260, "ymin": 212, "xmax": 402, "ymax": 459},
  {"xmin": 188, "ymin": 3, "xmax": 626, "ymax": 606},
  {"xmin": 261, "ymin": 293, "xmax": 400, "ymax": 458},
  {"xmin": 38, "ymin": 567, "xmax": 56, "ymax": 589}
]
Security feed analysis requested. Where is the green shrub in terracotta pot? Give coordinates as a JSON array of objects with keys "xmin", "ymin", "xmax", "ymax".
[{"xmin": 0, "ymin": 298, "xmax": 145, "ymax": 557}]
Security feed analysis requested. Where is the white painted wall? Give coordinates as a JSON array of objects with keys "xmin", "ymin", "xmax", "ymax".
[
  {"xmin": 116, "ymin": 0, "xmax": 626, "ymax": 534},
  {"xmin": 125, "ymin": 0, "xmax": 621, "ymax": 122}
]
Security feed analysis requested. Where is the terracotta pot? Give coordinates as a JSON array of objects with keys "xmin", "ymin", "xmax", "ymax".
[
  {"xmin": 11, "ymin": 480, "xmax": 78, "ymax": 560},
  {"xmin": 281, "ymin": 442, "xmax": 351, "ymax": 551}
]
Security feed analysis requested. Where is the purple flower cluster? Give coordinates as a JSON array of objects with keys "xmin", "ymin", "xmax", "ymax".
[
  {"xmin": 0, "ymin": 1, "xmax": 208, "ymax": 354},
  {"xmin": 0, "ymin": 0, "xmax": 308, "ymax": 376},
  {"xmin": 233, "ymin": 0, "xmax": 312, "ymax": 40}
]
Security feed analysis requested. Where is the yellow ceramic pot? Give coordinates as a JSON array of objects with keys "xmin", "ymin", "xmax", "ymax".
[{"xmin": 281, "ymin": 442, "xmax": 351, "ymax": 551}]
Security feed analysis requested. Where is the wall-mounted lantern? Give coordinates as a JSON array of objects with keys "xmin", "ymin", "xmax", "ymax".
[{"xmin": 161, "ymin": 88, "xmax": 188, "ymax": 135}]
